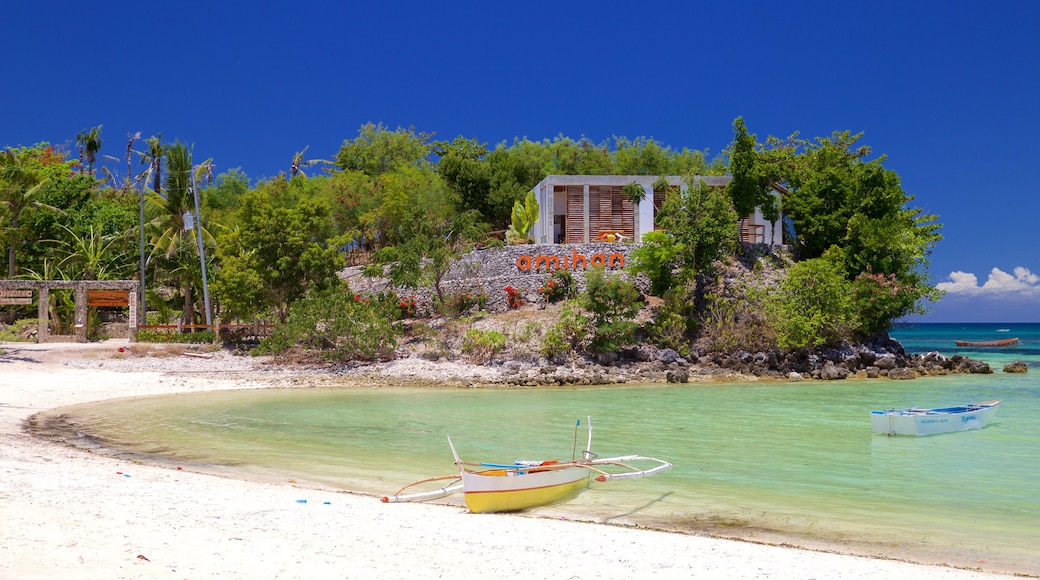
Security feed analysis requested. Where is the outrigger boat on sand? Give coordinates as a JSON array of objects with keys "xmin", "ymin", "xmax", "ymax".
[{"xmin": 381, "ymin": 417, "xmax": 672, "ymax": 513}]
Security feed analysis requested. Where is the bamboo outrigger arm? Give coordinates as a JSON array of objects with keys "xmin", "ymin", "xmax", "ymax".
[
  {"xmin": 381, "ymin": 474, "xmax": 464, "ymax": 504},
  {"xmin": 588, "ymin": 455, "xmax": 673, "ymax": 482}
]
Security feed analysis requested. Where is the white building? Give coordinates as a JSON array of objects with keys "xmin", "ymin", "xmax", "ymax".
[{"xmin": 529, "ymin": 175, "xmax": 784, "ymax": 246}]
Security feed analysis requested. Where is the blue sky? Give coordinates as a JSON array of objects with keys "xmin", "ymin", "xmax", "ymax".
[{"xmin": 4, "ymin": 1, "xmax": 1038, "ymax": 322}]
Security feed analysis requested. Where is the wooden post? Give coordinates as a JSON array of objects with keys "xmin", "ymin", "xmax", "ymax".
[{"xmin": 37, "ymin": 287, "xmax": 49, "ymax": 343}]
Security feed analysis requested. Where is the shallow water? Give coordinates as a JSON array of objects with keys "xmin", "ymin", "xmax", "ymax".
[{"xmin": 37, "ymin": 324, "xmax": 1040, "ymax": 574}]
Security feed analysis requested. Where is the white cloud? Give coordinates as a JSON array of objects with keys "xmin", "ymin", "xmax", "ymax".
[{"xmin": 937, "ymin": 267, "xmax": 1040, "ymax": 295}]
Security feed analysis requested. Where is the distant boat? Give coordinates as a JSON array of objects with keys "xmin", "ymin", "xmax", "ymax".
[
  {"xmin": 870, "ymin": 400, "xmax": 1002, "ymax": 436},
  {"xmin": 954, "ymin": 337, "xmax": 1019, "ymax": 347},
  {"xmin": 996, "ymin": 328, "xmax": 1011, "ymax": 332}
]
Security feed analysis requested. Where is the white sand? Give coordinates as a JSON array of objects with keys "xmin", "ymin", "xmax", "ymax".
[{"xmin": 0, "ymin": 341, "xmax": 1011, "ymax": 579}]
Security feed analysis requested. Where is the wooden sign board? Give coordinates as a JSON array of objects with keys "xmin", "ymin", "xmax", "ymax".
[
  {"xmin": 88, "ymin": 290, "xmax": 130, "ymax": 307},
  {"xmin": 0, "ymin": 289, "xmax": 33, "ymax": 305}
]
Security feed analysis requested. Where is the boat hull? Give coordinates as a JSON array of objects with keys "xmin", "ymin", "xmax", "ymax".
[
  {"xmin": 954, "ymin": 338, "xmax": 1018, "ymax": 347},
  {"xmin": 461, "ymin": 466, "xmax": 591, "ymax": 513},
  {"xmin": 870, "ymin": 401, "xmax": 1001, "ymax": 436}
]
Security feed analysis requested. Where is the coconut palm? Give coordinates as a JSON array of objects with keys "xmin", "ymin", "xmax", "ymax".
[
  {"xmin": 146, "ymin": 141, "xmax": 217, "ymax": 326},
  {"xmin": 126, "ymin": 132, "xmax": 140, "ymax": 189},
  {"xmin": 76, "ymin": 125, "xmax": 103, "ymax": 175},
  {"xmin": 290, "ymin": 146, "xmax": 330, "ymax": 178},
  {"xmin": 137, "ymin": 134, "xmax": 164, "ymax": 193}
]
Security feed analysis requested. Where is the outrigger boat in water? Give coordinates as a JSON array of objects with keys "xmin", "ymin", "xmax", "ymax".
[
  {"xmin": 382, "ymin": 417, "xmax": 672, "ymax": 513},
  {"xmin": 870, "ymin": 400, "xmax": 1002, "ymax": 436},
  {"xmin": 954, "ymin": 337, "xmax": 1018, "ymax": 347}
]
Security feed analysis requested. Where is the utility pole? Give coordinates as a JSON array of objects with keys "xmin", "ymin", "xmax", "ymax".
[{"xmin": 190, "ymin": 170, "xmax": 212, "ymax": 327}]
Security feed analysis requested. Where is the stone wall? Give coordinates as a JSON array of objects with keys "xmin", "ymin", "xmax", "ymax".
[{"xmin": 341, "ymin": 243, "xmax": 644, "ymax": 313}]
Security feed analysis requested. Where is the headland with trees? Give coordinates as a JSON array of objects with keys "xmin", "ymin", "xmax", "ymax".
[{"xmin": 2, "ymin": 118, "xmax": 983, "ymax": 381}]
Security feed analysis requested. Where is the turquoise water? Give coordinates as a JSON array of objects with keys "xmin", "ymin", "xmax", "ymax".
[{"xmin": 41, "ymin": 324, "xmax": 1040, "ymax": 574}]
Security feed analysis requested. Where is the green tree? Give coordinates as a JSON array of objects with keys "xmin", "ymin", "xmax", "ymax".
[
  {"xmin": 725, "ymin": 117, "xmax": 776, "ymax": 219},
  {"xmin": 0, "ymin": 146, "xmax": 68, "ymax": 276},
  {"xmin": 334, "ymin": 123, "xmax": 433, "ymax": 177},
  {"xmin": 75, "ymin": 125, "xmax": 103, "ymax": 175},
  {"xmin": 368, "ymin": 207, "xmax": 487, "ymax": 305},
  {"xmin": 749, "ymin": 125, "xmax": 943, "ymax": 327},
  {"xmin": 146, "ymin": 142, "xmax": 217, "ymax": 325},
  {"xmin": 214, "ymin": 184, "xmax": 344, "ymax": 322},
  {"xmin": 656, "ymin": 177, "xmax": 738, "ymax": 280},
  {"xmin": 137, "ymin": 134, "xmax": 164, "ymax": 192}
]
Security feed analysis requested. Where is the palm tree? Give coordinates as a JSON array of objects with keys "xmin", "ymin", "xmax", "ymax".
[
  {"xmin": 75, "ymin": 125, "xmax": 103, "ymax": 175},
  {"xmin": 290, "ymin": 146, "xmax": 330, "ymax": 178},
  {"xmin": 0, "ymin": 148, "xmax": 49, "ymax": 276},
  {"xmin": 147, "ymin": 142, "xmax": 216, "ymax": 327},
  {"xmin": 126, "ymin": 132, "xmax": 140, "ymax": 189},
  {"xmin": 137, "ymin": 134, "xmax": 164, "ymax": 193}
]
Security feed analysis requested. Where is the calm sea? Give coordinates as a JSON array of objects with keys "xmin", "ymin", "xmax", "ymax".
[{"xmin": 41, "ymin": 323, "xmax": 1040, "ymax": 574}]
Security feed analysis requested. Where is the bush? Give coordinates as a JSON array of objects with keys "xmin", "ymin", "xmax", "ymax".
[
  {"xmin": 539, "ymin": 303, "xmax": 590, "ymax": 359},
  {"xmin": 767, "ymin": 257, "xmax": 857, "ymax": 348},
  {"xmin": 537, "ymin": 269, "xmax": 575, "ymax": 303},
  {"xmin": 0, "ymin": 318, "xmax": 38, "ymax": 342},
  {"xmin": 648, "ymin": 288, "xmax": 694, "ymax": 355},
  {"xmin": 444, "ymin": 289, "xmax": 486, "ymax": 315},
  {"xmin": 137, "ymin": 330, "xmax": 216, "ymax": 344},
  {"xmin": 628, "ymin": 230, "xmax": 678, "ymax": 297},
  {"xmin": 461, "ymin": 328, "xmax": 506, "ymax": 363},
  {"xmin": 504, "ymin": 286, "xmax": 524, "ymax": 309},
  {"xmin": 581, "ymin": 268, "xmax": 642, "ymax": 353},
  {"xmin": 256, "ymin": 286, "xmax": 397, "ymax": 361}
]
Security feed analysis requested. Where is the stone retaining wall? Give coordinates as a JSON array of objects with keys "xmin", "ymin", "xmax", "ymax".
[{"xmin": 342, "ymin": 243, "xmax": 645, "ymax": 313}]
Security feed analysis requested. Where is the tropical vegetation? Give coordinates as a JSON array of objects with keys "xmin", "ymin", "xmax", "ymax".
[{"xmin": 0, "ymin": 119, "xmax": 943, "ymax": 361}]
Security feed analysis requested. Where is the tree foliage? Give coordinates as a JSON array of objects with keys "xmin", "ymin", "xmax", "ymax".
[
  {"xmin": 768, "ymin": 255, "xmax": 857, "ymax": 348},
  {"xmin": 655, "ymin": 178, "xmax": 738, "ymax": 280},
  {"xmin": 214, "ymin": 182, "xmax": 344, "ymax": 322},
  {"xmin": 334, "ymin": 123, "xmax": 433, "ymax": 177},
  {"xmin": 257, "ymin": 285, "xmax": 398, "ymax": 361}
]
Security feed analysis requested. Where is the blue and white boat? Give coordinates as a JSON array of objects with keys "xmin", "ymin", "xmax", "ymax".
[{"xmin": 870, "ymin": 400, "xmax": 1002, "ymax": 436}]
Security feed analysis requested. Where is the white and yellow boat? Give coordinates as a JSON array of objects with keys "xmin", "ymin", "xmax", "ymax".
[{"xmin": 382, "ymin": 417, "xmax": 672, "ymax": 513}]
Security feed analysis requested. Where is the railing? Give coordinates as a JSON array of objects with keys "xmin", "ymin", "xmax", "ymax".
[
  {"xmin": 137, "ymin": 322, "xmax": 275, "ymax": 340},
  {"xmin": 739, "ymin": 222, "xmax": 765, "ymax": 244}
]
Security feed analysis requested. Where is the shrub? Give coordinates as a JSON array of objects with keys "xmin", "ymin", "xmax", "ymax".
[
  {"xmin": 767, "ymin": 257, "xmax": 857, "ymax": 348},
  {"xmin": 537, "ymin": 269, "xmax": 575, "ymax": 303},
  {"xmin": 648, "ymin": 288, "xmax": 694, "ymax": 356},
  {"xmin": 628, "ymin": 230, "xmax": 678, "ymax": 297},
  {"xmin": 137, "ymin": 330, "xmax": 216, "ymax": 344},
  {"xmin": 256, "ymin": 286, "xmax": 397, "ymax": 361},
  {"xmin": 398, "ymin": 295, "xmax": 418, "ymax": 319},
  {"xmin": 851, "ymin": 268, "xmax": 929, "ymax": 334},
  {"xmin": 581, "ymin": 268, "xmax": 641, "ymax": 353},
  {"xmin": 445, "ymin": 289, "xmax": 485, "ymax": 315},
  {"xmin": 504, "ymin": 286, "xmax": 524, "ymax": 309},
  {"xmin": 0, "ymin": 318, "xmax": 38, "ymax": 342},
  {"xmin": 703, "ymin": 286, "xmax": 774, "ymax": 353},
  {"xmin": 461, "ymin": 328, "xmax": 506, "ymax": 363},
  {"xmin": 539, "ymin": 303, "xmax": 590, "ymax": 359}
]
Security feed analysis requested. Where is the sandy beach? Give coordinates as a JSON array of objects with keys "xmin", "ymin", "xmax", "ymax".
[{"xmin": 0, "ymin": 341, "xmax": 1015, "ymax": 579}]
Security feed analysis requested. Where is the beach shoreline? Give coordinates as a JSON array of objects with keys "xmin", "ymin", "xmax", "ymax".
[{"xmin": 0, "ymin": 341, "xmax": 1022, "ymax": 579}]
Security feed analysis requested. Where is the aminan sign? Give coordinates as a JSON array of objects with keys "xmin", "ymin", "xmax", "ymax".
[{"xmin": 515, "ymin": 247, "xmax": 625, "ymax": 273}]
